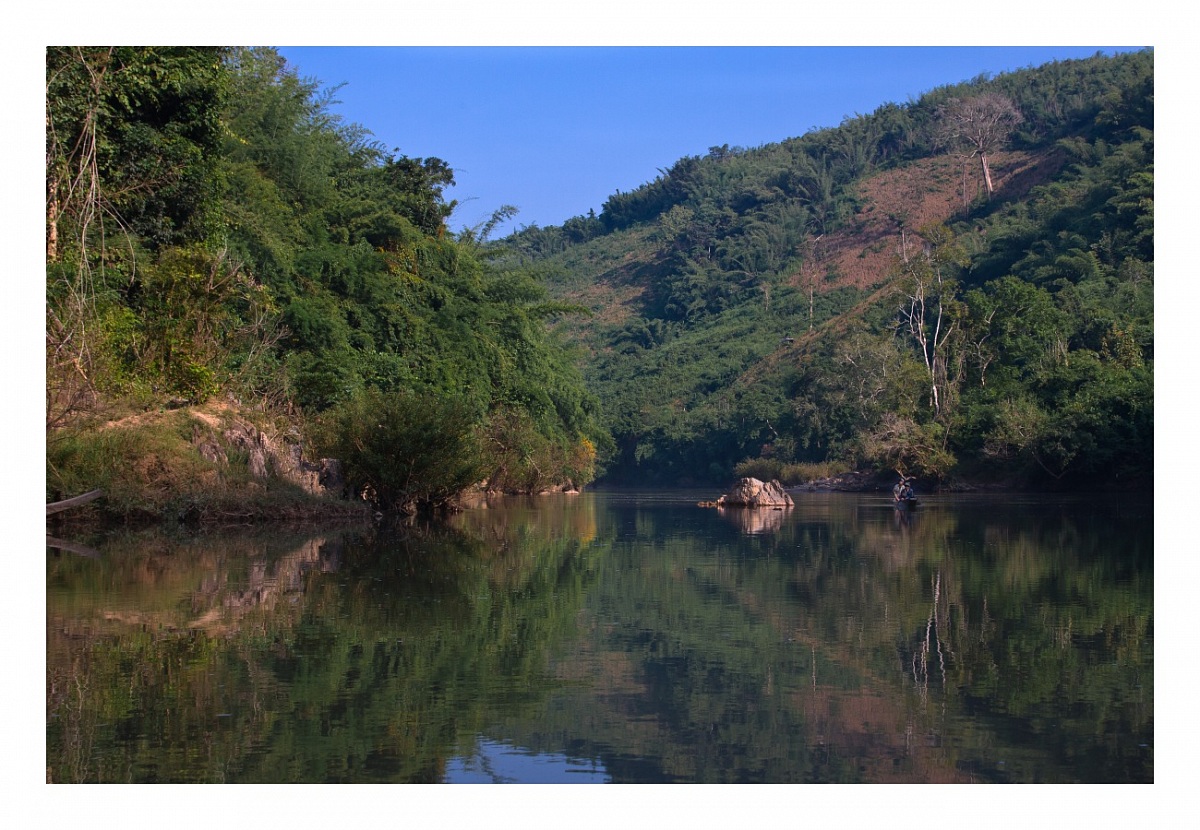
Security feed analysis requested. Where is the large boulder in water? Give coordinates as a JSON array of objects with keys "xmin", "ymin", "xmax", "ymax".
[{"xmin": 716, "ymin": 477, "xmax": 793, "ymax": 508}]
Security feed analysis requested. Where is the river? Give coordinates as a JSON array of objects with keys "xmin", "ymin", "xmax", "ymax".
[{"xmin": 46, "ymin": 489, "xmax": 1153, "ymax": 783}]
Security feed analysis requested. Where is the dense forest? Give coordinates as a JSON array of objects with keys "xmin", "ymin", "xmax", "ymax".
[
  {"xmin": 500, "ymin": 48, "xmax": 1153, "ymax": 489},
  {"xmin": 46, "ymin": 47, "xmax": 602, "ymax": 516},
  {"xmin": 46, "ymin": 47, "xmax": 1153, "ymax": 518}
]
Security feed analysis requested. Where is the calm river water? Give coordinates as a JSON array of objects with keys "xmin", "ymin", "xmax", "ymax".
[{"xmin": 46, "ymin": 489, "xmax": 1152, "ymax": 783}]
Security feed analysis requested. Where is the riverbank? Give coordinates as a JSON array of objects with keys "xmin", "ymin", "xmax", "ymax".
[
  {"xmin": 46, "ymin": 399, "xmax": 370, "ymax": 528},
  {"xmin": 46, "ymin": 398, "xmax": 589, "ymax": 529},
  {"xmin": 46, "ymin": 397, "xmax": 1137, "ymax": 531}
]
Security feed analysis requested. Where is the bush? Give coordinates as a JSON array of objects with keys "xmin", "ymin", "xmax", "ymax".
[
  {"xmin": 477, "ymin": 408, "xmax": 599, "ymax": 493},
  {"xmin": 855, "ymin": 413, "xmax": 957, "ymax": 480},
  {"xmin": 779, "ymin": 460, "xmax": 851, "ymax": 483},
  {"xmin": 733, "ymin": 457, "xmax": 783, "ymax": 482},
  {"xmin": 312, "ymin": 389, "xmax": 482, "ymax": 512}
]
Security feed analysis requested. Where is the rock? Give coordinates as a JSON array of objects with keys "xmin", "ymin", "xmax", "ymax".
[
  {"xmin": 316, "ymin": 458, "xmax": 344, "ymax": 495},
  {"xmin": 193, "ymin": 412, "xmax": 345, "ymax": 498},
  {"xmin": 222, "ymin": 421, "xmax": 270, "ymax": 478},
  {"xmin": 716, "ymin": 477, "xmax": 793, "ymax": 508}
]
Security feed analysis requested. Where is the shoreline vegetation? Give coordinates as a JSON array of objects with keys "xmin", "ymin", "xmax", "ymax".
[
  {"xmin": 45, "ymin": 397, "xmax": 1105, "ymax": 533},
  {"xmin": 45, "ymin": 397, "xmax": 591, "ymax": 529},
  {"xmin": 46, "ymin": 399, "xmax": 367, "ymax": 528}
]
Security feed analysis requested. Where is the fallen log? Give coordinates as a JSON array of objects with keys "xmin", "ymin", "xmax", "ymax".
[{"xmin": 46, "ymin": 489, "xmax": 103, "ymax": 516}]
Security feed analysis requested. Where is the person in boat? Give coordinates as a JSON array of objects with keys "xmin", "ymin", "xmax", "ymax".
[{"xmin": 893, "ymin": 475, "xmax": 915, "ymax": 502}]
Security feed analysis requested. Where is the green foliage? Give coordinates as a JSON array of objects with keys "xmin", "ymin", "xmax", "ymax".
[
  {"xmin": 855, "ymin": 413, "xmax": 957, "ymax": 479},
  {"xmin": 732, "ymin": 457, "xmax": 849, "ymax": 485},
  {"xmin": 505, "ymin": 49, "xmax": 1152, "ymax": 488},
  {"xmin": 46, "ymin": 47, "xmax": 232, "ymax": 429},
  {"xmin": 479, "ymin": 407, "xmax": 596, "ymax": 493},
  {"xmin": 47, "ymin": 46, "xmax": 229, "ymax": 252},
  {"xmin": 311, "ymin": 389, "xmax": 483, "ymax": 511},
  {"xmin": 47, "ymin": 46, "xmax": 603, "ymax": 506}
]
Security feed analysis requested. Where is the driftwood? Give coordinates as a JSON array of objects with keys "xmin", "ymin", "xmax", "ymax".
[{"xmin": 46, "ymin": 489, "xmax": 103, "ymax": 516}]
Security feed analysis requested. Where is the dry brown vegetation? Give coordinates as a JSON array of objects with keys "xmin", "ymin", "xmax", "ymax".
[{"xmin": 791, "ymin": 148, "xmax": 1067, "ymax": 294}]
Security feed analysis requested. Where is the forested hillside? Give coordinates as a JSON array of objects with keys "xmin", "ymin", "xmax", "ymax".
[
  {"xmin": 46, "ymin": 47, "xmax": 602, "ymax": 515},
  {"xmin": 496, "ymin": 49, "xmax": 1153, "ymax": 489}
]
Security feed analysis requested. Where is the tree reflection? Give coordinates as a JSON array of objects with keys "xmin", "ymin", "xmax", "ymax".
[
  {"xmin": 518, "ymin": 493, "xmax": 1152, "ymax": 782},
  {"xmin": 47, "ymin": 494, "xmax": 1152, "ymax": 783},
  {"xmin": 47, "ymin": 516, "xmax": 601, "ymax": 783}
]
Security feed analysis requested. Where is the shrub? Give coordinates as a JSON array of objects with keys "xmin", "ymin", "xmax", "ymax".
[
  {"xmin": 478, "ymin": 408, "xmax": 597, "ymax": 493},
  {"xmin": 733, "ymin": 457, "xmax": 783, "ymax": 482},
  {"xmin": 779, "ymin": 460, "xmax": 851, "ymax": 483},
  {"xmin": 312, "ymin": 389, "xmax": 482, "ymax": 512},
  {"xmin": 733, "ymin": 457, "xmax": 851, "ymax": 485},
  {"xmin": 855, "ymin": 413, "xmax": 957, "ymax": 480}
]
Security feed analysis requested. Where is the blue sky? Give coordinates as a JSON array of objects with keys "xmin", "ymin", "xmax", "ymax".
[{"xmin": 276, "ymin": 46, "xmax": 1144, "ymax": 236}]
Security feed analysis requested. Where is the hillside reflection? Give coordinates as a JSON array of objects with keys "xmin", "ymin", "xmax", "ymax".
[{"xmin": 47, "ymin": 492, "xmax": 1152, "ymax": 783}]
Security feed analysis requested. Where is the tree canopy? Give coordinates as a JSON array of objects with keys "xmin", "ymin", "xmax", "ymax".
[{"xmin": 46, "ymin": 46, "xmax": 604, "ymax": 509}]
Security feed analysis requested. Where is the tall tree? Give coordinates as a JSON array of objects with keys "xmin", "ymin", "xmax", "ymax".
[
  {"xmin": 936, "ymin": 92, "xmax": 1024, "ymax": 199},
  {"xmin": 46, "ymin": 46, "xmax": 228, "ymax": 426}
]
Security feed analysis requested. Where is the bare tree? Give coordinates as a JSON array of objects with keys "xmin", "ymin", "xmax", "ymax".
[
  {"xmin": 936, "ymin": 93, "xmax": 1024, "ymax": 200},
  {"xmin": 893, "ymin": 225, "xmax": 967, "ymax": 416}
]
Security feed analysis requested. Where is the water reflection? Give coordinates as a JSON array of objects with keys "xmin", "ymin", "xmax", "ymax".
[
  {"xmin": 716, "ymin": 505, "xmax": 789, "ymax": 535},
  {"xmin": 46, "ymin": 492, "xmax": 1152, "ymax": 783},
  {"xmin": 446, "ymin": 737, "xmax": 610, "ymax": 783}
]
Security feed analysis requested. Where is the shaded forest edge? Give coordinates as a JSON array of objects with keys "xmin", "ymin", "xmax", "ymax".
[{"xmin": 46, "ymin": 48, "xmax": 1153, "ymax": 524}]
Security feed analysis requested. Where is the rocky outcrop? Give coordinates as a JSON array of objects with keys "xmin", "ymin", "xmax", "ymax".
[
  {"xmin": 716, "ymin": 477, "xmax": 793, "ymax": 508},
  {"xmin": 191, "ymin": 410, "xmax": 344, "ymax": 497}
]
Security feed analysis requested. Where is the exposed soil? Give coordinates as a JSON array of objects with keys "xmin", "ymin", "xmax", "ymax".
[{"xmin": 792, "ymin": 148, "xmax": 1067, "ymax": 294}]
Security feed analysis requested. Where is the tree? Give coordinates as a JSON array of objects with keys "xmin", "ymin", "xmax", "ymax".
[
  {"xmin": 892, "ymin": 225, "xmax": 968, "ymax": 416},
  {"xmin": 936, "ymin": 92, "xmax": 1024, "ymax": 200},
  {"xmin": 46, "ymin": 46, "xmax": 228, "ymax": 259},
  {"xmin": 46, "ymin": 47, "xmax": 228, "ymax": 427},
  {"xmin": 312, "ymin": 389, "xmax": 482, "ymax": 512}
]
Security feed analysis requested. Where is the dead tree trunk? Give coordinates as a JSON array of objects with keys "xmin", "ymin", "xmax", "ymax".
[{"xmin": 46, "ymin": 489, "xmax": 103, "ymax": 516}]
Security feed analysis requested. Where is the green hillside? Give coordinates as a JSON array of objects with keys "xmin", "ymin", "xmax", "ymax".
[{"xmin": 495, "ymin": 49, "xmax": 1153, "ymax": 489}]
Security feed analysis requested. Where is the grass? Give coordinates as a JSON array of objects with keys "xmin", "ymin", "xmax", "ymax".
[
  {"xmin": 733, "ymin": 457, "xmax": 852, "ymax": 486},
  {"xmin": 46, "ymin": 402, "xmax": 369, "ymax": 525}
]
